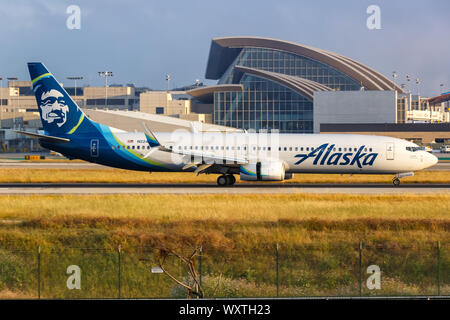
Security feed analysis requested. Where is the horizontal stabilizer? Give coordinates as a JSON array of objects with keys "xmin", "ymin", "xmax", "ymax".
[{"xmin": 14, "ymin": 130, "xmax": 70, "ymax": 142}]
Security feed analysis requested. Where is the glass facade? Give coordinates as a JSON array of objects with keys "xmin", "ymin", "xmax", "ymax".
[
  {"xmin": 220, "ymin": 47, "xmax": 362, "ymax": 91},
  {"xmin": 214, "ymin": 47, "xmax": 362, "ymax": 133},
  {"xmin": 396, "ymin": 97, "xmax": 407, "ymax": 123},
  {"xmin": 214, "ymin": 74, "xmax": 313, "ymax": 133}
]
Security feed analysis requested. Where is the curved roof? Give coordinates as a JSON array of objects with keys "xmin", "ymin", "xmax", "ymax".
[
  {"xmin": 206, "ymin": 36, "xmax": 404, "ymax": 93},
  {"xmin": 187, "ymin": 84, "xmax": 243, "ymax": 103},
  {"xmin": 426, "ymin": 92, "xmax": 450, "ymax": 105},
  {"xmin": 235, "ymin": 66, "xmax": 333, "ymax": 100}
]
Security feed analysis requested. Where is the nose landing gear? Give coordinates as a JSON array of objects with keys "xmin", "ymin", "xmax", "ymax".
[
  {"xmin": 217, "ymin": 174, "xmax": 236, "ymax": 186},
  {"xmin": 392, "ymin": 172, "xmax": 414, "ymax": 187},
  {"xmin": 392, "ymin": 178, "xmax": 400, "ymax": 187}
]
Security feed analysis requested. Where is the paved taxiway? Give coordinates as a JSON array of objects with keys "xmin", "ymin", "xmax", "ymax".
[{"xmin": 0, "ymin": 183, "xmax": 448, "ymax": 195}]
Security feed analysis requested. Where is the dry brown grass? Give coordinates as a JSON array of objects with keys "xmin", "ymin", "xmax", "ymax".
[
  {"xmin": 0, "ymin": 194, "xmax": 448, "ymax": 248},
  {"xmin": 0, "ymin": 193, "xmax": 448, "ymax": 298},
  {"xmin": 0, "ymin": 168, "xmax": 448, "ymax": 184}
]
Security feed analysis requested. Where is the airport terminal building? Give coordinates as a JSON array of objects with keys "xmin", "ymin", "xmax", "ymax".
[
  {"xmin": 190, "ymin": 36, "xmax": 402, "ymax": 133},
  {"xmin": 188, "ymin": 36, "xmax": 449, "ymax": 135}
]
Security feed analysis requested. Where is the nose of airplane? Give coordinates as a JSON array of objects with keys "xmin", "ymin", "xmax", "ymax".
[{"xmin": 424, "ymin": 152, "xmax": 438, "ymax": 168}]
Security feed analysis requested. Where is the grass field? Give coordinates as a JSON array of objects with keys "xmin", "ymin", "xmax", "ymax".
[
  {"xmin": 0, "ymin": 193, "xmax": 449, "ymax": 298},
  {"xmin": 0, "ymin": 168, "xmax": 448, "ymax": 184}
]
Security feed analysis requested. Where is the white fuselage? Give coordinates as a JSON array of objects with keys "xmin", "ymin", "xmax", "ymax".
[{"xmin": 112, "ymin": 131, "xmax": 438, "ymax": 174}]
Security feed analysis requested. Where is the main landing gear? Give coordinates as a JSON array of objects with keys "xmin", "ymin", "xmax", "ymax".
[{"xmin": 217, "ymin": 174, "xmax": 236, "ymax": 186}]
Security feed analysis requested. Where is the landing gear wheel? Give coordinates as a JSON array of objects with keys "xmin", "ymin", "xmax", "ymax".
[
  {"xmin": 217, "ymin": 175, "xmax": 228, "ymax": 186},
  {"xmin": 226, "ymin": 174, "xmax": 236, "ymax": 186},
  {"xmin": 393, "ymin": 178, "xmax": 400, "ymax": 187}
]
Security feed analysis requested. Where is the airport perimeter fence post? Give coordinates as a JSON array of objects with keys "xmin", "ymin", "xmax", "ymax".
[
  {"xmin": 198, "ymin": 246, "xmax": 202, "ymax": 290},
  {"xmin": 359, "ymin": 241, "xmax": 363, "ymax": 297},
  {"xmin": 437, "ymin": 241, "xmax": 441, "ymax": 296},
  {"xmin": 118, "ymin": 245, "xmax": 122, "ymax": 299},
  {"xmin": 37, "ymin": 246, "xmax": 41, "ymax": 299},
  {"xmin": 276, "ymin": 243, "xmax": 279, "ymax": 298}
]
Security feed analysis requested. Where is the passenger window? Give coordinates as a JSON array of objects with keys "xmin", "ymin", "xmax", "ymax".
[
  {"xmin": 338, "ymin": 147, "xmax": 342, "ymax": 152},
  {"xmin": 268, "ymin": 147, "xmax": 271, "ymax": 151},
  {"xmin": 289, "ymin": 147, "xmax": 292, "ymax": 151},
  {"xmin": 306, "ymin": 147, "xmax": 309, "ymax": 151},
  {"xmin": 369, "ymin": 148, "xmax": 372, "ymax": 152},
  {"xmin": 137, "ymin": 146, "xmax": 140, "ymax": 149}
]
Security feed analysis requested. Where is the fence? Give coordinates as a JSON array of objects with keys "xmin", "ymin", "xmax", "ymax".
[{"xmin": 0, "ymin": 241, "xmax": 448, "ymax": 299}]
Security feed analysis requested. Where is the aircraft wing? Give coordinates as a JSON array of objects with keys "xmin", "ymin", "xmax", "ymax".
[
  {"xmin": 140, "ymin": 122, "xmax": 248, "ymax": 166},
  {"xmin": 14, "ymin": 130, "xmax": 70, "ymax": 142},
  {"xmin": 173, "ymin": 149, "xmax": 248, "ymax": 165}
]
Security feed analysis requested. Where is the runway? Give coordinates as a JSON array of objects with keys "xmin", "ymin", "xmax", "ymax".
[{"xmin": 0, "ymin": 182, "xmax": 448, "ymax": 195}]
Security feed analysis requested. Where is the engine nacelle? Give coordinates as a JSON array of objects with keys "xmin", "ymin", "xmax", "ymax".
[{"xmin": 240, "ymin": 161, "xmax": 286, "ymax": 181}]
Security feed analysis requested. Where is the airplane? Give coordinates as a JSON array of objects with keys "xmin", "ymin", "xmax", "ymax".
[{"xmin": 16, "ymin": 62, "xmax": 438, "ymax": 187}]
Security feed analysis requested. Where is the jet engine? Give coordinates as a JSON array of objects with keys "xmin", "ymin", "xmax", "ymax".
[{"xmin": 240, "ymin": 161, "xmax": 293, "ymax": 181}]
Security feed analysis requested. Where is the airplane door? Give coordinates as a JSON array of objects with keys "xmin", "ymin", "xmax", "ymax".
[
  {"xmin": 90, "ymin": 139, "xmax": 99, "ymax": 158},
  {"xmin": 386, "ymin": 142, "xmax": 394, "ymax": 160}
]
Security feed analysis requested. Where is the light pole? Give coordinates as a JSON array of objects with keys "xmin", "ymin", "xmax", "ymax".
[
  {"xmin": 440, "ymin": 84, "xmax": 444, "ymax": 95},
  {"xmin": 415, "ymin": 78, "xmax": 420, "ymax": 97},
  {"xmin": 406, "ymin": 75, "xmax": 411, "ymax": 93},
  {"xmin": 67, "ymin": 76, "xmax": 83, "ymax": 97},
  {"xmin": 166, "ymin": 74, "xmax": 171, "ymax": 91},
  {"xmin": 98, "ymin": 71, "xmax": 113, "ymax": 108},
  {"xmin": 7, "ymin": 77, "xmax": 18, "ymax": 130},
  {"xmin": 392, "ymin": 71, "xmax": 397, "ymax": 90}
]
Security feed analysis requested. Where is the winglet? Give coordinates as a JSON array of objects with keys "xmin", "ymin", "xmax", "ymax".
[{"xmin": 141, "ymin": 122, "xmax": 160, "ymax": 147}]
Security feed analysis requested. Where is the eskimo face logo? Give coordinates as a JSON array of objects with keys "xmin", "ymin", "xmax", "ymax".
[
  {"xmin": 39, "ymin": 89, "xmax": 69, "ymax": 127},
  {"xmin": 294, "ymin": 143, "xmax": 378, "ymax": 168}
]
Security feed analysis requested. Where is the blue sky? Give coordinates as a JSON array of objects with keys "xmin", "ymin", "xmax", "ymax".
[{"xmin": 0, "ymin": 0, "xmax": 449, "ymax": 96}]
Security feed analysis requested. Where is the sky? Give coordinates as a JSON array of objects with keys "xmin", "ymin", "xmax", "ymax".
[{"xmin": 0, "ymin": 0, "xmax": 449, "ymax": 96}]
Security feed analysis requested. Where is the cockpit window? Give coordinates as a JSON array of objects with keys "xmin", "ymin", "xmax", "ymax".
[{"xmin": 406, "ymin": 146, "xmax": 421, "ymax": 152}]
